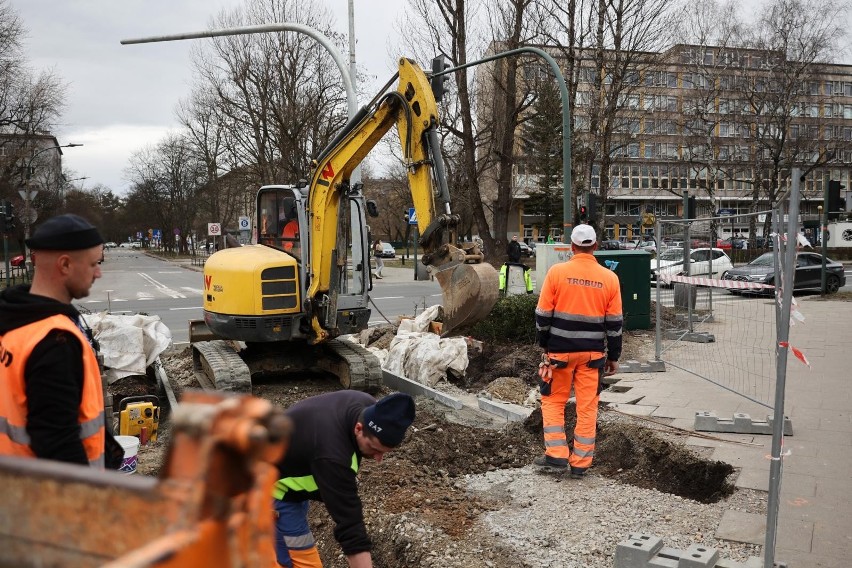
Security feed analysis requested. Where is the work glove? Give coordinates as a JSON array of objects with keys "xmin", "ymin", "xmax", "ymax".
[{"xmin": 538, "ymin": 352, "xmax": 553, "ymax": 396}]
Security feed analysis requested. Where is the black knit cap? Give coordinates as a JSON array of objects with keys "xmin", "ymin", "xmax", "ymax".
[
  {"xmin": 26, "ymin": 214, "xmax": 104, "ymax": 251},
  {"xmin": 362, "ymin": 392, "xmax": 416, "ymax": 448}
]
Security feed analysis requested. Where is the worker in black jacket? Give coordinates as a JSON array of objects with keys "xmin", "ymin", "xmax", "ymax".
[{"xmin": 272, "ymin": 390, "xmax": 415, "ymax": 568}]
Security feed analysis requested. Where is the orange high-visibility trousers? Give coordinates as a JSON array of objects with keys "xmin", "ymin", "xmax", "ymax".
[{"xmin": 541, "ymin": 351, "xmax": 605, "ymax": 474}]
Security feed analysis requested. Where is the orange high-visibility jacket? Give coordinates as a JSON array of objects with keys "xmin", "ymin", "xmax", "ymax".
[
  {"xmin": 535, "ymin": 253, "xmax": 623, "ymax": 359},
  {"xmin": 0, "ymin": 315, "xmax": 105, "ymax": 467}
]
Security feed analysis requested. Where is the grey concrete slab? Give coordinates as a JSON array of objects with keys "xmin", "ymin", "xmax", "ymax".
[
  {"xmin": 734, "ymin": 468, "xmax": 770, "ymax": 491},
  {"xmin": 716, "ymin": 510, "xmax": 765, "ymax": 545},
  {"xmin": 711, "ymin": 445, "xmax": 771, "ymax": 471},
  {"xmin": 609, "ymin": 403, "xmax": 657, "ymax": 416},
  {"xmin": 774, "ymin": 518, "xmax": 815, "ymax": 553},
  {"xmin": 650, "ymin": 405, "xmax": 702, "ymax": 420},
  {"xmin": 599, "ymin": 391, "xmax": 646, "ymax": 405}
]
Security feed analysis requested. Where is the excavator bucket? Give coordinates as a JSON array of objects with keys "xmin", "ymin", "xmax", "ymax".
[{"xmin": 433, "ymin": 262, "xmax": 499, "ymax": 335}]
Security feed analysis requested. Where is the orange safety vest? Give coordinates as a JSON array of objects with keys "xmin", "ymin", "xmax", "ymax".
[
  {"xmin": 535, "ymin": 253, "xmax": 623, "ymax": 356},
  {"xmin": 0, "ymin": 315, "xmax": 105, "ymax": 467}
]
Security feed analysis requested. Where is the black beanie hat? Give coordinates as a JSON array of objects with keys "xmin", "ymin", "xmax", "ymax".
[
  {"xmin": 26, "ymin": 214, "xmax": 104, "ymax": 251},
  {"xmin": 362, "ymin": 392, "xmax": 416, "ymax": 448}
]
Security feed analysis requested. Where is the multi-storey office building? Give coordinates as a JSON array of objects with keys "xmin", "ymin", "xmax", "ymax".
[{"xmin": 482, "ymin": 44, "xmax": 852, "ymax": 243}]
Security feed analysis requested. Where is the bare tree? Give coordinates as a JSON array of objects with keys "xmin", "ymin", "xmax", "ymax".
[
  {"xmin": 733, "ymin": 0, "xmax": 847, "ymax": 236},
  {"xmin": 188, "ymin": 0, "xmax": 349, "ymax": 189},
  {"xmin": 0, "ymin": 0, "xmax": 66, "ymax": 211},
  {"xmin": 125, "ymin": 134, "xmax": 208, "ymax": 252}
]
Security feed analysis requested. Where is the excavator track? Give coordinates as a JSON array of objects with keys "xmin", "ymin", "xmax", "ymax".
[
  {"xmin": 191, "ymin": 340, "xmax": 252, "ymax": 392},
  {"xmin": 191, "ymin": 337, "xmax": 382, "ymax": 393},
  {"xmin": 314, "ymin": 338, "xmax": 384, "ymax": 393}
]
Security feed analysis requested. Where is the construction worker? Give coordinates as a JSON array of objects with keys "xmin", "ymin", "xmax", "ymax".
[
  {"xmin": 533, "ymin": 224, "xmax": 622, "ymax": 478},
  {"xmin": 498, "ymin": 262, "xmax": 533, "ymax": 295},
  {"xmin": 0, "ymin": 214, "xmax": 123, "ymax": 468},
  {"xmin": 272, "ymin": 391, "xmax": 415, "ymax": 568}
]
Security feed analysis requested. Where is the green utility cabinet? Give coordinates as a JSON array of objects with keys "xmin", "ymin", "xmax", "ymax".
[{"xmin": 593, "ymin": 250, "xmax": 651, "ymax": 330}]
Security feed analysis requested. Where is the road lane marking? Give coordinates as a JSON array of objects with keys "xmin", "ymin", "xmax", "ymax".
[
  {"xmin": 171, "ymin": 307, "xmax": 202, "ymax": 310},
  {"xmin": 138, "ymin": 272, "xmax": 186, "ymax": 298},
  {"xmin": 181, "ymin": 287, "xmax": 204, "ymax": 295}
]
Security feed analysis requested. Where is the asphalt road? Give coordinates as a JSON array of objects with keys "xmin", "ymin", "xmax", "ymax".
[{"xmin": 79, "ymin": 248, "xmax": 444, "ymax": 345}]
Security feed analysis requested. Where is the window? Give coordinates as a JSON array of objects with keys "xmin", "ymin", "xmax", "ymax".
[
  {"xmin": 628, "ymin": 143, "xmax": 639, "ymax": 158},
  {"xmin": 667, "ymin": 73, "xmax": 678, "ymax": 88}
]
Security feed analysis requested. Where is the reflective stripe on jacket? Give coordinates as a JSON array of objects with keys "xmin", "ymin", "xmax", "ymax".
[
  {"xmin": 273, "ymin": 453, "xmax": 359, "ymax": 501},
  {"xmin": 0, "ymin": 315, "xmax": 105, "ymax": 467},
  {"xmin": 535, "ymin": 253, "xmax": 623, "ymax": 359}
]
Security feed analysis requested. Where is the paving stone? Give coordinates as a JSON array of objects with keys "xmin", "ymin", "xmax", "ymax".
[{"xmin": 716, "ymin": 510, "xmax": 765, "ymax": 545}]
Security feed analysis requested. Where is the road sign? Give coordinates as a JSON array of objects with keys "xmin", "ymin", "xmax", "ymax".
[
  {"xmin": 717, "ymin": 209, "xmax": 736, "ymax": 216},
  {"xmin": 208, "ymin": 223, "xmax": 221, "ymax": 236},
  {"xmin": 238, "ymin": 216, "xmax": 250, "ymax": 230},
  {"xmin": 408, "ymin": 207, "xmax": 417, "ymax": 225},
  {"xmin": 153, "ymin": 229, "xmax": 162, "ymax": 238}
]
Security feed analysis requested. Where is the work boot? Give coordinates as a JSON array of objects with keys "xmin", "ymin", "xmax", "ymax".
[
  {"xmin": 533, "ymin": 455, "xmax": 568, "ymax": 473},
  {"xmin": 569, "ymin": 466, "xmax": 586, "ymax": 480}
]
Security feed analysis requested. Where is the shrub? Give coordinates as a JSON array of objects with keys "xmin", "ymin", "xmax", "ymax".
[{"xmin": 469, "ymin": 293, "xmax": 539, "ymax": 344}]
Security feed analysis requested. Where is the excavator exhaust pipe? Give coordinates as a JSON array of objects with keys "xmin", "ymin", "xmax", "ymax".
[{"xmin": 433, "ymin": 261, "xmax": 499, "ymax": 335}]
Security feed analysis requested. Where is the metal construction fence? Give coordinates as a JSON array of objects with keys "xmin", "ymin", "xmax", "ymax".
[{"xmin": 653, "ymin": 210, "xmax": 780, "ymax": 409}]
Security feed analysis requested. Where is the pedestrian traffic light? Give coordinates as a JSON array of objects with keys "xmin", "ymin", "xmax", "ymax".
[
  {"xmin": 827, "ymin": 180, "xmax": 845, "ymax": 220},
  {"xmin": 430, "ymin": 55, "xmax": 451, "ymax": 103}
]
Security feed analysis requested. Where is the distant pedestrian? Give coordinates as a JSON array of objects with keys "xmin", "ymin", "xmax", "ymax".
[
  {"xmin": 533, "ymin": 224, "xmax": 623, "ymax": 479},
  {"xmin": 374, "ymin": 239, "xmax": 384, "ymax": 279},
  {"xmin": 507, "ymin": 235, "xmax": 522, "ymax": 263},
  {"xmin": 0, "ymin": 214, "xmax": 123, "ymax": 469}
]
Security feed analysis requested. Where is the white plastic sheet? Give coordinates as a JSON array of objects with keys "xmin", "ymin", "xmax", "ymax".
[
  {"xmin": 380, "ymin": 306, "xmax": 469, "ymax": 388},
  {"xmin": 82, "ymin": 313, "xmax": 172, "ymax": 384}
]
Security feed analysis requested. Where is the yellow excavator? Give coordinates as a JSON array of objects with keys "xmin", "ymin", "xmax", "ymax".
[{"xmin": 191, "ymin": 58, "xmax": 499, "ymax": 392}]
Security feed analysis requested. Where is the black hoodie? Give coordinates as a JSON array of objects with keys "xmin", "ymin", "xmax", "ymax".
[{"xmin": 0, "ymin": 284, "xmax": 121, "ymax": 466}]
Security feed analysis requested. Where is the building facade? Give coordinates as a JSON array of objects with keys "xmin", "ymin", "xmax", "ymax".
[{"xmin": 482, "ymin": 43, "xmax": 852, "ymax": 243}]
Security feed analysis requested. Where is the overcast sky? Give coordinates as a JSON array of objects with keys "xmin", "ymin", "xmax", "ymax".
[{"xmin": 11, "ymin": 0, "xmax": 406, "ymax": 195}]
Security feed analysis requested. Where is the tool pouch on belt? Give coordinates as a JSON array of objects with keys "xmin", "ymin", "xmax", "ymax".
[
  {"xmin": 538, "ymin": 353, "xmax": 567, "ymax": 396},
  {"xmin": 588, "ymin": 356, "xmax": 607, "ymax": 395}
]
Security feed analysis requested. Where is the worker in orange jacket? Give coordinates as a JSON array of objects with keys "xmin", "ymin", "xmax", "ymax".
[
  {"xmin": 533, "ymin": 224, "xmax": 622, "ymax": 478},
  {"xmin": 0, "ymin": 214, "xmax": 123, "ymax": 468}
]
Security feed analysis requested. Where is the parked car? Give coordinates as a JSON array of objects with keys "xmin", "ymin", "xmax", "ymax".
[
  {"xmin": 636, "ymin": 240, "xmax": 657, "ymax": 253},
  {"xmin": 377, "ymin": 242, "xmax": 396, "ymax": 258},
  {"xmin": 722, "ymin": 252, "xmax": 846, "ymax": 294},
  {"xmin": 518, "ymin": 241, "xmax": 534, "ymax": 257},
  {"xmin": 104, "ymin": 241, "xmax": 118, "ymax": 249},
  {"xmin": 10, "ymin": 254, "xmax": 25, "ymax": 267},
  {"xmin": 651, "ymin": 247, "xmax": 733, "ymax": 286},
  {"xmin": 600, "ymin": 239, "xmax": 622, "ymax": 250},
  {"xmin": 119, "ymin": 241, "xmax": 142, "ymax": 249},
  {"xmin": 716, "ymin": 237, "xmax": 745, "ymax": 250}
]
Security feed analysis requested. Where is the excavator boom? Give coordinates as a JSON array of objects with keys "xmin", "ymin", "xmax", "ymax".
[{"xmin": 306, "ymin": 58, "xmax": 498, "ymax": 338}]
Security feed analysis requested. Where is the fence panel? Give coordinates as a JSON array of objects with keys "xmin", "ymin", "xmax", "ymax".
[{"xmin": 654, "ymin": 211, "xmax": 780, "ymax": 408}]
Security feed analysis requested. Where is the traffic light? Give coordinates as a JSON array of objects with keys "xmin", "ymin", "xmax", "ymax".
[
  {"xmin": 587, "ymin": 193, "xmax": 598, "ymax": 222},
  {"xmin": 2, "ymin": 200, "xmax": 14, "ymax": 233},
  {"xmin": 827, "ymin": 180, "xmax": 845, "ymax": 220},
  {"xmin": 686, "ymin": 196, "xmax": 696, "ymax": 219},
  {"xmin": 430, "ymin": 55, "xmax": 451, "ymax": 103}
]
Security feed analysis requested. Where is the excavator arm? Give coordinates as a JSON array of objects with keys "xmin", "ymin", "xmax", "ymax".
[{"xmin": 306, "ymin": 58, "xmax": 498, "ymax": 342}]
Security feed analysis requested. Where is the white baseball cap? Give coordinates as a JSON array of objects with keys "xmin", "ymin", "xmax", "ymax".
[{"xmin": 571, "ymin": 224, "xmax": 597, "ymax": 246}]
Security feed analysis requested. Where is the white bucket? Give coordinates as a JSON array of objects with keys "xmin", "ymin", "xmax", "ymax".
[{"xmin": 115, "ymin": 435, "xmax": 140, "ymax": 474}]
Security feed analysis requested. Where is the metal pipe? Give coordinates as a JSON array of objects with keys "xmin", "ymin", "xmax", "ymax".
[{"xmin": 763, "ymin": 168, "xmax": 802, "ymax": 568}]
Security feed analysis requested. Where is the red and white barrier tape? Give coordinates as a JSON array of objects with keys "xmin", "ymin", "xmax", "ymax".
[{"xmin": 660, "ymin": 274, "xmax": 775, "ymax": 290}]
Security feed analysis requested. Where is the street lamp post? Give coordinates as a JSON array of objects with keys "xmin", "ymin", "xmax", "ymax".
[{"xmin": 21, "ymin": 143, "xmax": 83, "ymax": 245}]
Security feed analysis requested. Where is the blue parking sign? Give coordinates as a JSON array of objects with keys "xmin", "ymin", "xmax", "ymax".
[{"xmin": 408, "ymin": 207, "xmax": 417, "ymax": 225}]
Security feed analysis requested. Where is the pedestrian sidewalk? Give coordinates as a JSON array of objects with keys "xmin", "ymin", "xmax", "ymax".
[{"xmin": 612, "ymin": 298, "xmax": 852, "ymax": 567}]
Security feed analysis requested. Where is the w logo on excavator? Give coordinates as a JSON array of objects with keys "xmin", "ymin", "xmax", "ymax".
[{"xmin": 321, "ymin": 163, "xmax": 335, "ymax": 180}]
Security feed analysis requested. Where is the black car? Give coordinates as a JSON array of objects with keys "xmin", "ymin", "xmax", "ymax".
[
  {"xmin": 600, "ymin": 239, "xmax": 622, "ymax": 250},
  {"xmin": 721, "ymin": 252, "xmax": 846, "ymax": 294}
]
